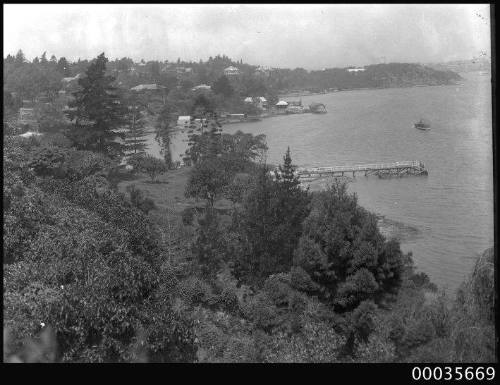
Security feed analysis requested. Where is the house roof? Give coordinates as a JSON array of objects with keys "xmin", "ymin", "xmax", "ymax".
[
  {"xmin": 276, "ymin": 101, "xmax": 288, "ymax": 106},
  {"xmin": 224, "ymin": 66, "xmax": 240, "ymax": 71},
  {"xmin": 130, "ymin": 83, "xmax": 166, "ymax": 91},
  {"xmin": 61, "ymin": 73, "xmax": 82, "ymax": 83},
  {"xmin": 192, "ymin": 84, "xmax": 211, "ymax": 90},
  {"xmin": 18, "ymin": 131, "xmax": 43, "ymax": 138}
]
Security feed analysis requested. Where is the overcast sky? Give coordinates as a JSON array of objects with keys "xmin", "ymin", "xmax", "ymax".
[{"xmin": 4, "ymin": 4, "xmax": 491, "ymax": 69}]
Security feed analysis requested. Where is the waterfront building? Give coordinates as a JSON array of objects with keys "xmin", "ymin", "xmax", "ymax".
[{"xmin": 275, "ymin": 100, "xmax": 289, "ymax": 114}]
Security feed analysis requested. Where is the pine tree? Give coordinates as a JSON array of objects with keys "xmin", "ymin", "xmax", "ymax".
[
  {"xmin": 272, "ymin": 147, "xmax": 310, "ymax": 272},
  {"xmin": 15, "ymin": 50, "xmax": 25, "ymax": 65},
  {"xmin": 57, "ymin": 57, "xmax": 71, "ymax": 76},
  {"xmin": 234, "ymin": 148, "xmax": 310, "ymax": 282},
  {"xmin": 66, "ymin": 53, "xmax": 126, "ymax": 157},
  {"xmin": 184, "ymin": 96, "xmax": 222, "ymax": 165},
  {"xmin": 124, "ymin": 93, "xmax": 149, "ymax": 156},
  {"xmin": 155, "ymin": 103, "xmax": 177, "ymax": 165},
  {"xmin": 233, "ymin": 165, "xmax": 275, "ymax": 281},
  {"xmin": 40, "ymin": 51, "xmax": 48, "ymax": 64}
]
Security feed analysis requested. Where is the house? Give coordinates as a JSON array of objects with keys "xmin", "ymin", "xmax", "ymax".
[
  {"xmin": 19, "ymin": 108, "xmax": 36, "ymax": 123},
  {"xmin": 177, "ymin": 115, "xmax": 191, "ymax": 128},
  {"xmin": 18, "ymin": 131, "xmax": 43, "ymax": 138},
  {"xmin": 254, "ymin": 66, "xmax": 270, "ymax": 76},
  {"xmin": 286, "ymin": 105, "xmax": 306, "ymax": 114},
  {"xmin": 61, "ymin": 73, "xmax": 82, "ymax": 84},
  {"xmin": 176, "ymin": 67, "xmax": 193, "ymax": 75},
  {"xmin": 130, "ymin": 83, "xmax": 166, "ymax": 92},
  {"xmin": 61, "ymin": 74, "xmax": 82, "ymax": 92},
  {"xmin": 224, "ymin": 66, "xmax": 241, "ymax": 76},
  {"xmin": 192, "ymin": 84, "xmax": 211, "ymax": 91},
  {"xmin": 245, "ymin": 96, "xmax": 268, "ymax": 109},
  {"xmin": 287, "ymin": 100, "xmax": 302, "ymax": 107},
  {"xmin": 275, "ymin": 100, "xmax": 288, "ymax": 114},
  {"xmin": 257, "ymin": 97, "xmax": 267, "ymax": 105},
  {"xmin": 18, "ymin": 107, "xmax": 39, "ymax": 131},
  {"xmin": 347, "ymin": 67, "xmax": 366, "ymax": 73}
]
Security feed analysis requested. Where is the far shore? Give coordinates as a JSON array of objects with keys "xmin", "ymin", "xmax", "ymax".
[{"xmin": 277, "ymin": 81, "xmax": 462, "ymax": 99}]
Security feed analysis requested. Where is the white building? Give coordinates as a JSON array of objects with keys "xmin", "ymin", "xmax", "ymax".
[
  {"xmin": 347, "ymin": 67, "xmax": 366, "ymax": 73},
  {"xmin": 224, "ymin": 66, "xmax": 241, "ymax": 76},
  {"xmin": 61, "ymin": 73, "xmax": 82, "ymax": 83},
  {"xmin": 177, "ymin": 116, "xmax": 191, "ymax": 128},
  {"xmin": 192, "ymin": 84, "xmax": 211, "ymax": 91},
  {"xmin": 130, "ymin": 84, "xmax": 166, "ymax": 92}
]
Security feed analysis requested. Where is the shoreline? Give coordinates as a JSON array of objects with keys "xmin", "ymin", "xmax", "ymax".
[{"xmin": 277, "ymin": 81, "xmax": 462, "ymax": 99}]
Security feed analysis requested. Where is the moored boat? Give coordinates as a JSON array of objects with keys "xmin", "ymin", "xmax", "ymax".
[
  {"xmin": 414, "ymin": 118, "xmax": 431, "ymax": 130},
  {"xmin": 309, "ymin": 102, "xmax": 327, "ymax": 114}
]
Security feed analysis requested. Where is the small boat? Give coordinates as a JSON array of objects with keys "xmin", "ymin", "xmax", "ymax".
[
  {"xmin": 414, "ymin": 119, "xmax": 431, "ymax": 130},
  {"xmin": 309, "ymin": 102, "xmax": 327, "ymax": 114}
]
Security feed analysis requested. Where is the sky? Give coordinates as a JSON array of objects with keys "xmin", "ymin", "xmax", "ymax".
[{"xmin": 3, "ymin": 4, "xmax": 492, "ymax": 70}]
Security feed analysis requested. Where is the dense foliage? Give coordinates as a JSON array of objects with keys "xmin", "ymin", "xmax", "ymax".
[
  {"xmin": 3, "ymin": 137, "xmax": 196, "ymax": 362},
  {"xmin": 3, "ymin": 51, "xmax": 489, "ymax": 364}
]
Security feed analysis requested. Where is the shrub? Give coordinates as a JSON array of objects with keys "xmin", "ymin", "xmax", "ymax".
[
  {"xmin": 263, "ymin": 273, "xmax": 293, "ymax": 307},
  {"xmin": 28, "ymin": 146, "xmax": 69, "ymax": 177},
  {"xmin": 263, "ymin": 321, "xmax": 345, "ymax": 363},
  {"xmin": 241, "ymin": 293, "xmax": 281, "ymax": 333},
  {"xmin": 178, "ymin": 276, "xmax": 213, "ymax": 306},
  {"xmin": 351, "ymin": 300, "xmax": 378, "ymax": 342},
  {"xmin": 181, "ymin": 207, "xmax": 196, "ymax": 226},
  {"xmin": 126, "ymin": 185, "xmax": 157, "ymax": 214}
]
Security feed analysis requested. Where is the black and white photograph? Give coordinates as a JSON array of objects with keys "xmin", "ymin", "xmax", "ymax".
[{"xmin": 3, "ymin": 4, "xmax": 496, "ymax": 365}]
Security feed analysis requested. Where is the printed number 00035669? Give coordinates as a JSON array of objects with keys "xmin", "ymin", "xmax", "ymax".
[{"xmin": 412, "ymin": 366, "xmax": 495, "ymax": 381}]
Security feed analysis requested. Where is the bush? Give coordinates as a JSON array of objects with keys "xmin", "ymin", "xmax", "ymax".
[
  {"xmin": 126, "ymin": 185, "xmax": 157, "ymax": 214},
  {"xmin": 178, "ymin": 276, "xmax": 214, "ymax": 306},
  {"xmin": 28, "ymin": 146, "xmax": 69, "ymax": 177},
  {"xmin": 263, "ymin": 273, "xmax": 293, "ymax": 307},
  {"xmin": 263, "ymin": 321, "xmax": 345, "ymax": 363},
  {"xmin": 241, "ymin": 293, "xmax": 281, "ymax": 333},
  {"xmin": 181, "ymin": 207, "xmax": 196, "ymax": 226},
  {"xmin": 351, "ymin": 300, "xmax": 378, "ymax": 342}
]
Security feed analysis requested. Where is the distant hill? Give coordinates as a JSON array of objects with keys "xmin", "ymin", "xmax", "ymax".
[
  {"xmin": 424, "ymin": 58, "xmax": 491, "ymax": 73},
  {"xmin": 298, "ymin": 63, "xmax": 463, "ymax": 92}
]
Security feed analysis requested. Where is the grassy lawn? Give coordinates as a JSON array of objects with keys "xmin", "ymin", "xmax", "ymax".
[
  {"xmin": 116, "ymin": 166, "xmax": 234, "ymax": 217},
  {"xmin": 115, "ymin": 166, "xmax": 236, "ymax": 265}
]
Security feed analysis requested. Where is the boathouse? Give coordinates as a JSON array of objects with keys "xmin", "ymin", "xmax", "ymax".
[{"xmin": 275, "ymin": 100, "xmax": 289, "ymax": 114}]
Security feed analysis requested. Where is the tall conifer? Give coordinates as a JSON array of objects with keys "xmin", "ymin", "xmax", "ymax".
[{"xmin": 66, "ymin": 53, "xmax": 126, "ymax": 157}]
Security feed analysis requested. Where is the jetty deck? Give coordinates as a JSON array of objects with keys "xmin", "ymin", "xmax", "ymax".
[{"xmin": 297, "ymin": 160, "xmax": 427, "ymax": 180}]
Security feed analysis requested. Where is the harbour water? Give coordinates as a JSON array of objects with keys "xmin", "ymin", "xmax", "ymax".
[
  {"xmin": 223, "ymin": 72, "xmax": 494, "ymax": 292},
  {"xmin": 146, "ymin": 72, "xmax": 493, "ymax": 293}
]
